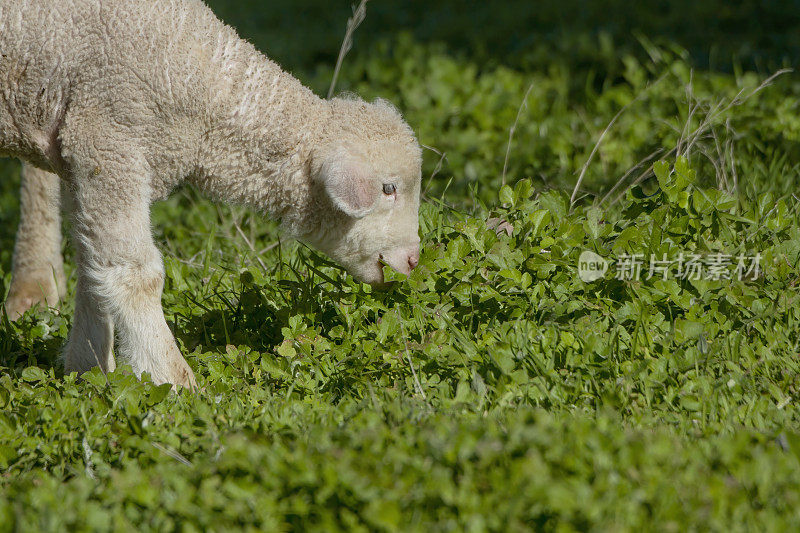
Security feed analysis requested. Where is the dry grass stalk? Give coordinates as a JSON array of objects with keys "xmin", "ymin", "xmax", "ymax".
[{"xmin": 328, "ymin": 0, "xmax": 369, "ymax": 99}]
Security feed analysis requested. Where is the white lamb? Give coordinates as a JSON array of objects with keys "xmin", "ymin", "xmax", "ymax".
[{"xmin": 0, "ymin": 0, "xmax": 422, "ymax": 388}]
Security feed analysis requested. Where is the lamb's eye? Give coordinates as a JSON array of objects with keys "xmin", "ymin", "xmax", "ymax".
[{"xmin": 382, "ymin": 183, "xmax": 397, "ymax": 195}]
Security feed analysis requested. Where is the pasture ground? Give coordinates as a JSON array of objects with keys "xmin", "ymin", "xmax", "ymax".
[{"xmin": 2, "ymin": 1, "xmax": 800, "ymax": 530}]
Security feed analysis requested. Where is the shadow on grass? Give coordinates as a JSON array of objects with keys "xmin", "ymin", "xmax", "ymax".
[
  {"xmin": 0, "ymin": 308, "xmax": 67, "ymax": 373},
  {"xmin": 0, "ymin": 158, "xmax": 21, "ymax": 275}
]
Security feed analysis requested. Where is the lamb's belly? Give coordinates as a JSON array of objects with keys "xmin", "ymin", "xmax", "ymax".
[{"xmin": 149, "ymin": 179, "xmax": 180, "ymax": 203}]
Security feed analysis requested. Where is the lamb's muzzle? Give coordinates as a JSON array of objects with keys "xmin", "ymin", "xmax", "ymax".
[{"xmin": 379, "ymin": 246, "xmax": 420, "ymax": 276}]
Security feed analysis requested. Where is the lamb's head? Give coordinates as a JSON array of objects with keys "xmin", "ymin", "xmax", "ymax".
[{"xmin": 305, "ymin": 97, "xmax": 422, "ymax": 287}]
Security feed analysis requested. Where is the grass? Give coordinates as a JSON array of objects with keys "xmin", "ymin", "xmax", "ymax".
[{"xmin": 2, "ymin": 1, "xmax": 800, "ymax": 530}]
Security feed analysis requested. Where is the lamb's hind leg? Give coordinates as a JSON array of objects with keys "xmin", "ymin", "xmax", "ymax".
[{"xmin": 4, "ymin": 163, "xmax": 66, "ymax": 320}]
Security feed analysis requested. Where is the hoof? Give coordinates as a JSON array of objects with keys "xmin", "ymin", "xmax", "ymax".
[
  {"xmin": 175, "ymin": 365, "xmax": 198, "ymax": 391},
  {"xmin": 4, "ymin": 276, "xmax": 60, "ymax": 321},
  {"xmin": 159, "ymin": 358, "xmax": 198, "ymax": 391}
]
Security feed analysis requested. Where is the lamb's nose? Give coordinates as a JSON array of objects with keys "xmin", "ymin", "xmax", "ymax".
[{"xmin": 408, "ymin": 251, "xmax": 419, "ymax": 270}]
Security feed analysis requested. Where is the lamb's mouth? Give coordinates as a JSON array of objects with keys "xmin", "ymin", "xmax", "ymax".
[
  {"xmin": 377, "ymin": 255, "xmax": 387, "ymax": 282},
  {"xmin": 369, "ymin": 254, "xmax": 391, "ymax": 287}
]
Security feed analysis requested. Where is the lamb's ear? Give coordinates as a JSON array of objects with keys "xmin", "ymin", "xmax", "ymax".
[{"xmin": 316, "ymin": 149, "xmax": 378, "ymax": 218}]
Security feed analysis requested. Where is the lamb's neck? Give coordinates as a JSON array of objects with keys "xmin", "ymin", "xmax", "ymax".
[{"xmin": 194, "ymin": 43, "xmax": 331, "ymax": 233}]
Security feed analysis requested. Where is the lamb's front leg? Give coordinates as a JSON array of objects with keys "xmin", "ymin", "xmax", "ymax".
[
  {"xmin": 4, "ymin": 163, "xmax": 67, "ymax": 320},
  {"xmin": 64, "ymin": 174, "xmax": 196, "ymax": 389}
]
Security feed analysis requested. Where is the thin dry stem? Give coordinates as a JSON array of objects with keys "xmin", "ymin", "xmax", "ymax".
[
  {"xmin": 599, "ymin": 148, "xmax": 665, "ymax": 205},
  {"xmin": 421, "ymin": 143, "xmax": 447, "ymax": 198},
  {"xmin": 396, "ymin": 308, "xmax": 427, "ymax": 402},
  {"xmin": 152, "ymin": 442, "xmax": 193, "ymax": 467},
  {"xmin": 502, "ymin": 83, "xmax": 534, "ymax": 186},
  {"xmin": 570, "ymin": 105, "xmax": 627, "ymax": 209},
  {"xmin": 328, "ymin": 0, "xmax": 369, "ymax": 99},
  {"xmin": 570, "ymin": 72, "xmax": 669, "ymax": 210},
  {"xmin": 604, "ymin": 68, "xmax": 789, "ymax": 207},
  {"xmin": 231, "ymin": 213, "xmax": 270, "ymax": 275}
]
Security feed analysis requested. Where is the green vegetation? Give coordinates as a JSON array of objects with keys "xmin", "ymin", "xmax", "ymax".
[{"xmin": 2, "ymin": 1, "xmax": 800, "ymax": 530}]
